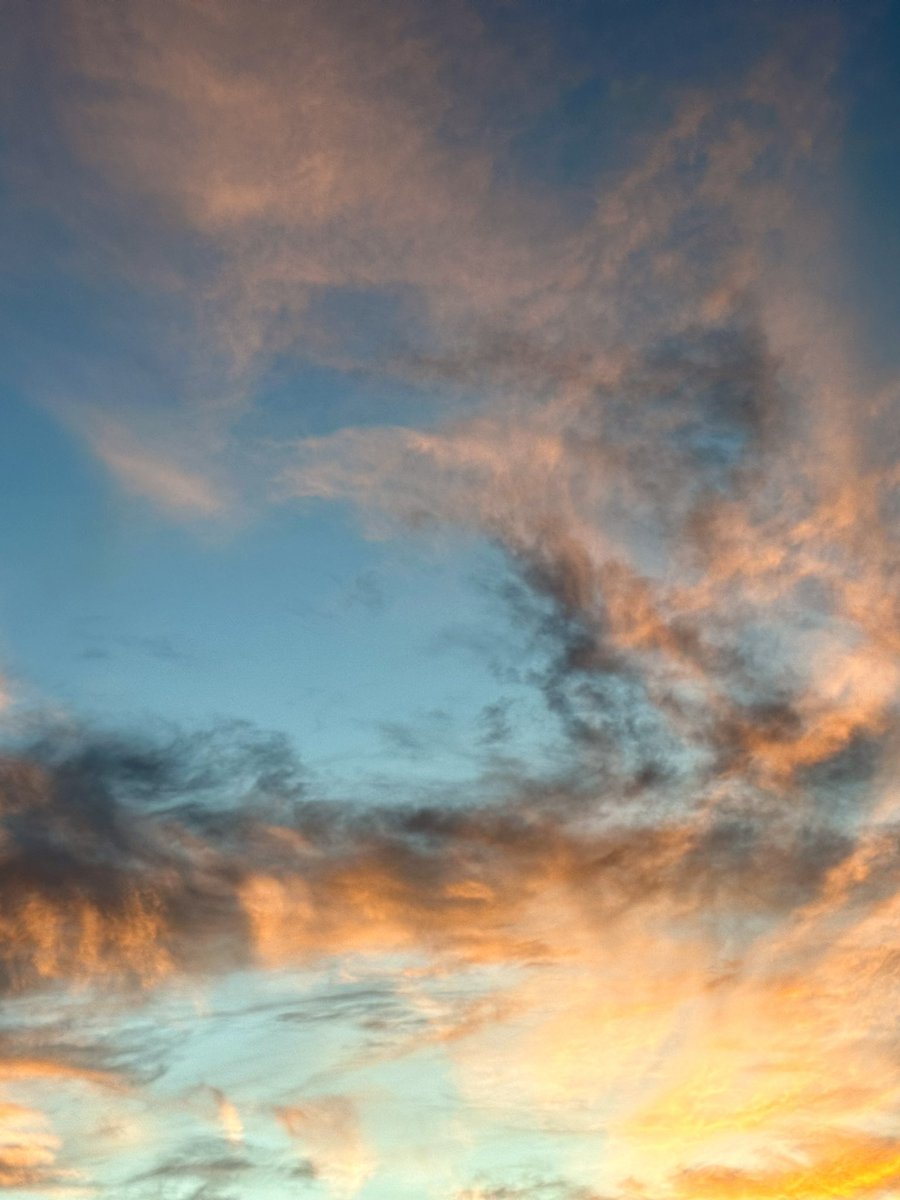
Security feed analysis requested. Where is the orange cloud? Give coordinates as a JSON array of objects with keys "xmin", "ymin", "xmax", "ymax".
[
  {"xmin": 0, "ymin": 1056, "xmax": 124, "ymax": 1193},
  {"xmin": 213, "ymin": 1089, "xmax": 244, "ymax": 1147},
  {"xmin": 0, "ymin": 1101, "xmax": 62, "ymax": 1192},
  {"xmin": 676, "ymin": 1134, "xmax": 900, "ymax": 1200}
]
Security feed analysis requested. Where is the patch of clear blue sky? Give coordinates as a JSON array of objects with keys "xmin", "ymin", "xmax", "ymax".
[{"xmin": 0, "ymin": 392, "xmax": 557, "ymax": 797}]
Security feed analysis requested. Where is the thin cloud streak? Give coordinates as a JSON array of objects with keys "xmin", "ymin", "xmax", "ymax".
[{"xmin": 86, "ymin": 422, "xmax": 227, "ymax": 518}]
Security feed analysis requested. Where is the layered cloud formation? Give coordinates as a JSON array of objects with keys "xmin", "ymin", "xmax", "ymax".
[{"xmin": 2, "ymin": 0, "xmax": 899, "ymax": 1196}]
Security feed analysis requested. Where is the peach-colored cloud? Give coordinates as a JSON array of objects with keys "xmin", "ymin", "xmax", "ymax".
[
  {"xmin": 84, "ymin": 419, "xmax": 227, "ymax": 517},
  {"xmin": 0, "ymin": 1100, "xmax": 62, "ymax": 1191},
  {"xmin": 0, "ymin": 1056, "xmax": 124, "ymax": 1193},
  {"xmin": 0, "ymin": 888, "xmax": 174, "ymax": 993},
  {"xmin": 213, "ymin": 1088, "xmax": 243, "ymax": 1147},
  {"xmin": 0, "ymin": 1060, "xmax": 119, "ymax": 1088},
  {"xmin": 44, "ymin": 0, "xmax": 851, "ymax": 527},
  {"xmin": 60, "ymin": 0, "xmax": 546, "ymax": 375},
  {"xmin": 278, "ymin": 1095, "xmax": 375, "ymax": 1199}
]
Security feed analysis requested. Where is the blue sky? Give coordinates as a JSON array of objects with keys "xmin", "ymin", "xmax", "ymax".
[{"xmin": 1, "ymin": 1, "xmax": 900, "ymax": 1197}]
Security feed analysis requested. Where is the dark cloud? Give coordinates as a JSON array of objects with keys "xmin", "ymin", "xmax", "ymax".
[
  {"xmin": 127, "ymin": 1140, "xmax": 257, "ymax": 1200},
  {"xmin": 477, "ymin": 699, "xmax": 514, "ymax": 747},
  {"xmin": 378, "ymin": 709, "xmax": 455, "ymax": 761},
  {"xmin": 459, "ymin": 1180, "xmax": 612, "ymax": 1200},
  {"xmin": 344, "ymin": 570, "xmax": 387, "ymax": 614},
  {"xmin": 2, "ymin": 707, "xmax": 891, "ymax": 999},
  {"xmin": 128, "ymin": 1144, "xmax": 253, "ymax": 1184}
]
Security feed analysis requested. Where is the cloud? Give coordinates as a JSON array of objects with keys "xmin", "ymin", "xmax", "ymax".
[
  {"xmin": 25, "ymin": 1, "xmax": 842, "ymax": 519},
  {"xmin": 0, "ymin": 1052, "xmax": 125, "ymax": 1193},
  {"xmin": 457, "ymin": 1184, "xmax": 608, "ymax": 1200},
  {"xmin": 0, "ymin": 716, "xmax": 897, "ymax": 1193},
  {"xmin": 278, "ymin": 1095, "xmax": 374, "ymax": 1199},
  {"xmin": 85, "ymin": 419, "xmax": 227, "ymax": 517},
  {"xmin": 0, "ymin": 714, "xmax": 891, "ymax": 993},
  {"xmin": 0, "ymin": 1101, "xmax": 63, "ymax": 1192},
  {"xmin": 126, "ymin": 1140, "xmax": 253, "ymax": 1195},
  {"xmin": 212, "ymin": 1090, "xmax": 243, "ymax": 1149},
  {"xmin": 674, "ymin": 1133, "xmax": 900, "ymax": 1200},
  {"xmin": 261, "ymin": 34, "xmax": 897, "ymax": 815},
  {"xmin": 23, "ymin": 0, "xmax": 564, "ymax": 506}
]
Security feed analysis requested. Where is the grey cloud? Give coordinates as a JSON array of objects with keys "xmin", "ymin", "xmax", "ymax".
[{"xmin": 3, "ymin": 712, "xmax": 894, "ymax": 1000}]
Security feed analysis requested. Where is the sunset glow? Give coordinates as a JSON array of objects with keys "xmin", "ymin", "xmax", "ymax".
[{"xmin": 1, "ymin": 2, "xmax": 899, "ymax": 1197}]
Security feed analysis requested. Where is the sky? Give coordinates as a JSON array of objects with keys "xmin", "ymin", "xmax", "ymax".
[{"xmin": 1, "ymin": 0, "xmax": 900, "ymax": 1196}]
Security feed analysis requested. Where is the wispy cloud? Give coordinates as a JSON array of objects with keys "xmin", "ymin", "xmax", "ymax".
[
  {"xmin": 84, "ymin": 419, "xmax": 227, "ymax": 517},
  {"xmin": 0, "ymin": 1100, "xmax": 63, "ymax": 1192}
]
